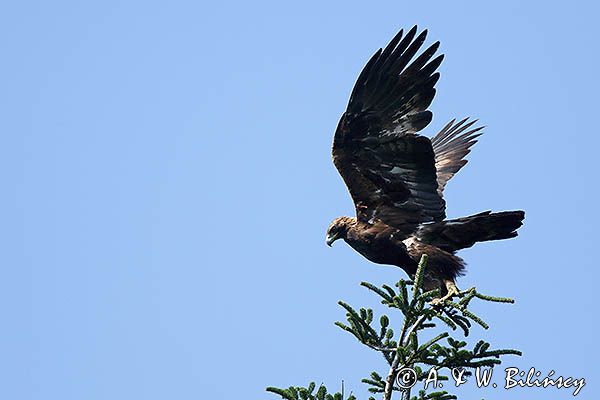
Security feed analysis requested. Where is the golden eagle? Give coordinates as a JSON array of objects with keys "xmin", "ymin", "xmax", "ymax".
[{"xmin": 326, "ymin": 27, "xmax": 524, "ymax": 302}]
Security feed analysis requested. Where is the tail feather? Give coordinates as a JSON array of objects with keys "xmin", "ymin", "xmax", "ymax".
[{"xmin": 416, "ymin": 210, "xmax": 525, "ymax": 252}]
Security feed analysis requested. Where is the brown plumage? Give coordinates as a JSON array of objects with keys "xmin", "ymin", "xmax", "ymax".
[{"xmin": 326, "ymin": 27, "xmax": 524, "ymax": 297}]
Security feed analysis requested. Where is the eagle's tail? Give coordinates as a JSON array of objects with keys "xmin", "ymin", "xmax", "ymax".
[{"xmin": 416, "ymin": 210, "xmax": 525, "ymax": 252}]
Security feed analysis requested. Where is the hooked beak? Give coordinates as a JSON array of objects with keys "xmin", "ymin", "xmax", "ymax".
[{"xmin": 326, "ymin": 233, "xmax": 339, "ymax": 247}]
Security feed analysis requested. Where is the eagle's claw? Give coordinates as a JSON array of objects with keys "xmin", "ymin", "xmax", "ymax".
[{"xmin": 429, "ymin": 280, "xmax": 461, "ymax": 307}]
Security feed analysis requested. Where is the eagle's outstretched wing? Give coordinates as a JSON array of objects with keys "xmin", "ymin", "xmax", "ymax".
[
  {"xmin": 332, "ymin": 27, "xmax": 445, "ymax": 234},
  {"xmin": 431, "ymin": 118, "xmax": 483, "ymax": 196}
]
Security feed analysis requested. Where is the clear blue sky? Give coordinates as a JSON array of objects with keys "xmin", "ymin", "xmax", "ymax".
[{"xmin": 3, "ymin": 1, "xmax": 598, "ymax": 399}]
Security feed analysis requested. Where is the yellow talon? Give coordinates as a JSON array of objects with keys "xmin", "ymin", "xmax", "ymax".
[{"xmin": 430, "ymin": 280, "xmax": 461, "ymax": 306}]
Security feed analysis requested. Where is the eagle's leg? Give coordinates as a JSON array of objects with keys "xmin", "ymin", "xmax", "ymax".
[{"xmin": 430, "ymin": 279, "xmax": 461, "ymax": 306}]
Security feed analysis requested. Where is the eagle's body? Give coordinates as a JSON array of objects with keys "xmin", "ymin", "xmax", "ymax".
[{"xmin": 326, "ymin": 27, "xmax": 524, "ymax": 296}]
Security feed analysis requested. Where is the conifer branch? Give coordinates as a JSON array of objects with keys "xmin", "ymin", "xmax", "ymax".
[{"xmin": 267, "ymin": 254, "xmax": 521, "ymax": 400}]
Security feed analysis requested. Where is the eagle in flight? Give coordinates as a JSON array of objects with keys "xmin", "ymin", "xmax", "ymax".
[{"xmin": 326, "ymin": 27, "xmax": 524, "ymax": 302}]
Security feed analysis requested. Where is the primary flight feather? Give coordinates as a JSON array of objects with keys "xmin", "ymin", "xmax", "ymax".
[{"xmin": 326, "ymin": 27, "xmax": 524, "ymax": 301}]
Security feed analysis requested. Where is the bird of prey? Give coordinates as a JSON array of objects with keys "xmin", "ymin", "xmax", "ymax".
[{"xmin": 326, "ymin": 27, "xmax": 524, "ymax": 302}]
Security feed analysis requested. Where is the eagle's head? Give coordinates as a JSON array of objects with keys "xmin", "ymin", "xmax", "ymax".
[{"xmin": 326, "ymin": 216, "xmax": 356, "ymax": 247}]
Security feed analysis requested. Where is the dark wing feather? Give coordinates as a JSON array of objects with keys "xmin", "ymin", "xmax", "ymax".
[
  {"xmin": 333, "ymin": 27, "xmax": 445, "ymax": 235},
  {"xmin": 431, "ymin": 118, "xmax": 483, "ymax": 195}
]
